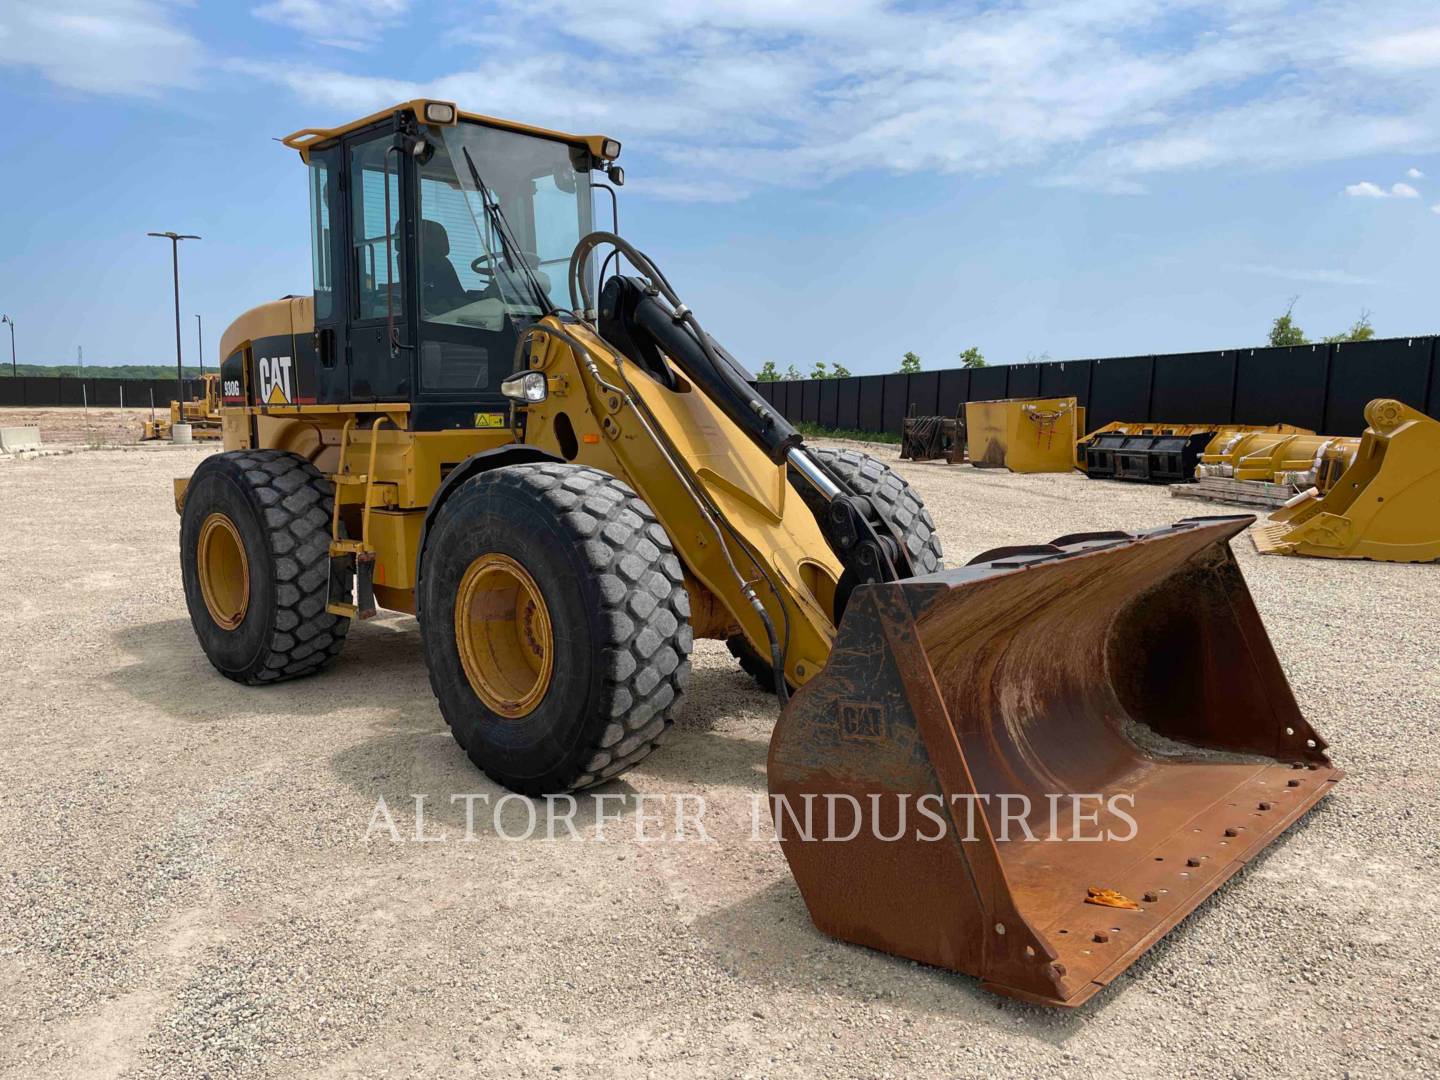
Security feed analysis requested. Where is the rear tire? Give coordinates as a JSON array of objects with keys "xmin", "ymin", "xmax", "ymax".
[
  {"xmin": 180, "ymin": 449, "xmax": 350, "ymax": 684},
  {"xmin": 733, "ymin": 447, "xmax": 943, "ymax": 693},
  {"xmin": 419, "ymin": 463, "xmax": 692, "ymax": 794}
]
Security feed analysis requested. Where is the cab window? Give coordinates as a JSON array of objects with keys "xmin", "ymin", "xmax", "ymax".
[{"xmin": 349, "ymin": 135, "xmax": 403, "ymax": 321}]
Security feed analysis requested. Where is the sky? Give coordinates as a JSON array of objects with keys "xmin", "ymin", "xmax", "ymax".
[{"xmin": 0, "ymin": 0, "xmax": 1438, "ymax": 375}]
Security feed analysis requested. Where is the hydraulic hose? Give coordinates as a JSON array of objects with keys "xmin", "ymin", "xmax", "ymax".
[{"xmin": 568, "ymin": 232, "xmax": 802, "ymax": 465}]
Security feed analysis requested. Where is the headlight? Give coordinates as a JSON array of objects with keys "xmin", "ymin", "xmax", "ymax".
[
  {"xmin": 500, "ymin": 371, "xmax": 548, "ymax": 404},
  {"xmin": 601, "ymin": 138, "xmax": 621, "ymax": 160},
  {"xmin": 423, "ymin": 101, "xmax": 457, "ymax": 124}
]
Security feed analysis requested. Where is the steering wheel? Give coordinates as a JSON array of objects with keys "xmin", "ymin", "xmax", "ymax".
[{"xmin": 470, "ymin": 250, "xmax": 542, "ymax": 278}]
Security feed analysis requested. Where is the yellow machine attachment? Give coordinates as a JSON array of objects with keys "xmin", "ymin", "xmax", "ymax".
[
  {"xmin": 142, "ymin": 372, "xmax": 224, "ymax": 441},
  {"xmin": 1195, "ymin": 425, "xmax": 1326, "ymax": 484},
  {"xmin": 964, "ymin": 397, "xmax": 1084, "ymax": 472},
  {"xmin": 1253, "ymin": 399, "xmax": 1440, "ymax": 562}
]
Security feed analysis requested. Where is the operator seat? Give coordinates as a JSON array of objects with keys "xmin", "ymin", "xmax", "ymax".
[{"xmin": 420, "ymin": 219, "xmax": 468, "ymax": 315}]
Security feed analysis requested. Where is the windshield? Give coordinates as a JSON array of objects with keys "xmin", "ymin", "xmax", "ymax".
[{"xmin": 417, "ymin": 123, "xmax": 593, "ymax": 330}]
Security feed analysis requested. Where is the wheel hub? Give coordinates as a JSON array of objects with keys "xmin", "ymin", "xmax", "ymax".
[
  {"xmin": 455, "ymin": 553, "xmax": 554, "ymax": 718},
  {"xmin": 197, "ymin": 512, "xmax": 250, "ymax": 630}
]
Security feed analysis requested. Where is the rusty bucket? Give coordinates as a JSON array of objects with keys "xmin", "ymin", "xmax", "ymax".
[{"xmin": 768, "ymin": 516, "xmax": 1340, "ymax": 1007}]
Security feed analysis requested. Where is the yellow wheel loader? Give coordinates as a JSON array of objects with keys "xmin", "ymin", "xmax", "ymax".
[
  {"xmin": 174, "ymin": 101, "xmax": 1339, "ymax": 1006},
  {"xmin": 142, "ymin": 371, "xmax": 225, "ymax": 441}
]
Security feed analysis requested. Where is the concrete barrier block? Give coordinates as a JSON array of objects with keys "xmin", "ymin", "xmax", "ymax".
[{"xmin": 0, "ymin": 426, "xmax": 42, "ymax": 452}]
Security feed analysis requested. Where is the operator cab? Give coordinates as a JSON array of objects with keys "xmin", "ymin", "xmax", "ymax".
[{"xmin": 285, "ymin": 100, "xmax": 620, "ymax": 431}]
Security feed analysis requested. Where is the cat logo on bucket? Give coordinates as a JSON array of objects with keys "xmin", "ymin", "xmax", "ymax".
[{"xmin": 257, "ymin": 356, "xmax": 294, "ymax": 406}]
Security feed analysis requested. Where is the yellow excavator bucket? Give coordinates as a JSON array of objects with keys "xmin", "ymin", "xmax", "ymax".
[
  {"xmin": 1253, "ymin": 399, "xmax": 1440, "ymax": 562},
  {"xmin": 965, "ymin": 397, "xmax": 1084, "ymax": 472},
  {"xmin": 770, "ymin": 516, "xmax": 1340, "ymax": 1007}
]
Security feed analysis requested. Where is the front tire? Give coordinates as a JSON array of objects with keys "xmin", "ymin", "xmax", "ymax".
[
  {"xmin": 420, "ymin": 463, "xmax": 692, "ymax": 794},
  {"xmin": 180, "ymin": 450, "xmax": 350, "ymax": 684}
]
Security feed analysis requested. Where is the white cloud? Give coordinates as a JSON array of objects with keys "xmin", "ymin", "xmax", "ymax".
[
  {"xmin": 1232, "ymin": 264, "xmax": 1381, "ymax": 286},
  {"xmin": 0, "ymin": 0, "xmax": 201, "ymax": 96},
  {"xmin": 245, "ymin": 0, "xmax": 1440, "ymax": 199},
  {"xmin": 1351, "ymin": 25, "xmax": 1440, "ymax": 70},
  {"xmin": 1345, "ymin": 180, "xmax": 1425, "ymax": 198},
  {"xmin": 1432, "ymin": 204, "xmax": 1440, "ymax": 215},
  {"xmin": 1407, "ymin": 167, "xmax": 1425, "ymax": 178},
  {"xmin": 252, "ymin": 0, "xmax": 411, "ymax": 50}
]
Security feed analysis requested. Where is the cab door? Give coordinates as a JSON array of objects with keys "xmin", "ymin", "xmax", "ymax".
[
  {"xmin": 343, "ymin": 130, "xmax": 413, "ymax": 402},
  {"xmin": 306, "ymin": 144, "xmax": 348, "ymax": 404}
]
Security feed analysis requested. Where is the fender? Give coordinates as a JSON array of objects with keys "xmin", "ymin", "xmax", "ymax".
[{"xmin": 413, "ymin": 443, "xmax": 565, "ymax": 619}]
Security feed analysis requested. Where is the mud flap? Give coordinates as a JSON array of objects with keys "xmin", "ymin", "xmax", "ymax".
[{"xmin": 768, "ymin": 516, "xmax": 1340, "ymax": 1007}]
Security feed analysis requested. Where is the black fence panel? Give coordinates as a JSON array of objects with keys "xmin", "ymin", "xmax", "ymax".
[
  {"xmin": 906, "ymin": 371, "xmax": 940, "ymax": 416},
  {"xmin": 968, "ymin": 366, "xmax": 1008, "ymax": 402},
  {"xmin": 1006, "ymin": 363, "xmax": 1042, "ymax": 399},
  {"xmin": 819, "ymin": 378, "xmax": 839, "ymax": 428},
  {"xmin": 1038, "ymin": 360, "xmax": 1092, "ymax": 408},
  {"xmin": 857, "ymin": 374, "xmax": 885, "ymax": 432},
  {"xmin": 0, "ymin": 379, "xmax": 23, "ymax": 405},
  {"xmin": 1234, "ymin": 344, "xmax": 1328, "ymax": 432},
  {"xmin": 836, "ymin": 377, "xmax": 861, "ymax": 429},
  {"xmin": 1325, "ymin": 337, "xmax": 1432, "ymax": 435},
  {"xmin": 1087, "ymin": 355, "xmax": 1154, "ymax": 430},
  {"xmin": 802, "ymin": 379, "xmax": 821, "ymax": 424},
  {"xmin": 937, "ymin": 369, "xmax": 969, "ymax": 416},
  {"xmin": 787, "ymin": 381, "xmax": 806, "ymax": 423},
  {"xmin": 1150, "ymin": 350, "xmax": 1235, "ymax": 425},
  {"xmin": 123, "ymin": 380, "xmax": 156, "ymax": 409},
  {"xmin": 881, "ymin": 374, "xmax": 909, "ymax": 434},
  {"xmin": 754, "ymin": 381, "xmax": 773, "ymax": 405},
  {"xmin": 1429, "ymin": 340, "xmax": 1440, "ymax": 421}
]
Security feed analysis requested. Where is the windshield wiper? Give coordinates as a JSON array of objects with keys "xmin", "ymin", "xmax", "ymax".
[{"xmin": 460, "ymin": 146, "xmax": 554, "ymax": 316}]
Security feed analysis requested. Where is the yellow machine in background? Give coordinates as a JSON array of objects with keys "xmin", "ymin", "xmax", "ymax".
[
  {"xmin": 964, "ymin": 396, "xmax": 1084, "ymax": 472},
  {"xmin": 142, "ymin": 372, "xmax": 224, "ymax": 441},
  {"xmin": 1197, "ymin": 427, "xmax": 1351, "ymax": 489},
  {"xmin": 1254, "ymin": 399, "xmax": 1440, "ymax": 562}
]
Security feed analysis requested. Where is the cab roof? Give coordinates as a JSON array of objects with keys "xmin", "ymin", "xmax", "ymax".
[{"xmin": 280, "ymin": 99, "xmax": 619, "ymax": 165}]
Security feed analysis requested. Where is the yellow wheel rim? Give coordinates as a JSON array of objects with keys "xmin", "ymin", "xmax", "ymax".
[
  {"xmin": 197, "ymin": 512, "xmax": 250, "ymax": 631},
  {"xmin": 455, "ymin": 553, "xmax": 554, "ymax": 718}
]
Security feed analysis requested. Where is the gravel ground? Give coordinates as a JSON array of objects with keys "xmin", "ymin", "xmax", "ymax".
[
  {"xmin": 1, "ymin": 439, "xmax": 1436, "ymax": 1079},
  {"xmin": 0, "ymin": 406, "xmax": 151, "ymax": 447}
]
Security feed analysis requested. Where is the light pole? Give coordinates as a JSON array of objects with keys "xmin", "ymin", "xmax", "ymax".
[
  {"xmin": 195, "ymin": 314, "xmax": 204, "ymax": 376},
  {"xmin": 147, "ymin": 231, "xmax": 200, "ymax": 409},
  {"xmin": 1, "ymin": 315, "xmax": 14, "ymax": 377}
]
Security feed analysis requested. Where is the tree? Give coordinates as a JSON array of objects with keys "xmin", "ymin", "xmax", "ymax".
[
  {"xmin": 1268, "ymin": 298, "xmax": 1308, "ymax": 347},
  {"xmin": 899, "ymin": 351, "xmax": 922, "ymax": 373},
  {"xmin": 959, "ymin": 346, "xmax": 987, "ymax": 369},
  {"xmin": 784, "ymin": 363, "xmax": 802, "ymax": 381},
  {"xmin": 831, "ymin": 362, "xmax": 852, "ymax": 378},
  {"xmin": 811, "ymin": 360, "xmax": 829, "ymax": 379},
  {"xmin": 756, "ymin": 360, "xmax": 780, "ymax": 382},
  {"xmin": 1324, "ymin": 310, "xmax": 1375, "ymax": 344}
]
